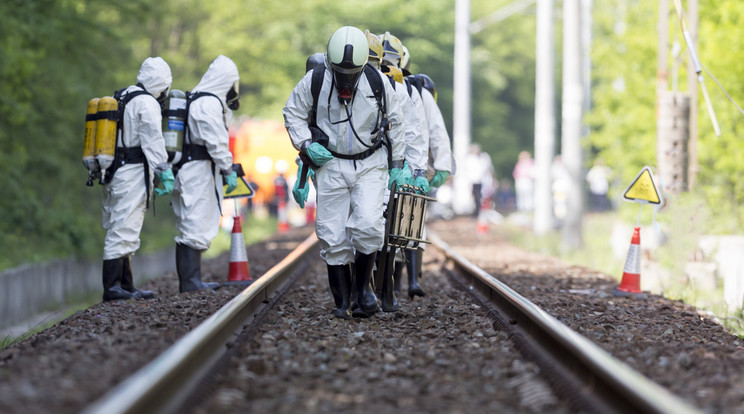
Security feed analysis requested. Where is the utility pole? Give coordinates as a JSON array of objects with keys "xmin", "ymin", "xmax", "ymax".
[
  {"xmin": 452, "ymin": 0, "xmax": 537, "ymax": 216},
  {"xmin": 452, "ymin": 0, "xmax": 472, "ymax": 215},
  {"xmin": 561, "ymin": 0, "xmax": 584, "ymax": 249},
  {"xmin": 686, "ymin": 0, "xmax": 698, "ymax": 190},
  {"xmin": 581, "ymin": 0, "xmax": 592, "ymax": 140},
  {"xmin": 657, "ymin": 0, "xmax": 690, "ymax": 195},
  {"xmin": 533, "ymin": 0, "xmax": 556, "ymax": 235}
]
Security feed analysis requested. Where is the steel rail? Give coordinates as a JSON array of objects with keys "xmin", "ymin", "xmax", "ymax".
[
  {"xmin": 429, "ymin": 231, "xmax": 701, "ymax": 414},
  {"xmin": 82, "ymin": 232, "xmax": 319, "ymax": 414}
]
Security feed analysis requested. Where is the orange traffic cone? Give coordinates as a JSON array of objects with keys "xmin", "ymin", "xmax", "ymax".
[
  {"xmin": 613, "ymin": 226, "xmax": 647, "ymax": 299},
  {"xmin": 277, "ymin": 199, "xmax": 290, "ymax": 233},
  {"xmin": 476, "ymin": 198, "xmax": 489, "ymax": 234},
  {"xmin": 223, "ymin": 216, "xmax": 252, "ymax": 286},
  {"xmin": 476, "ymin": 211, "xmax": 488, "ymax": 234}
]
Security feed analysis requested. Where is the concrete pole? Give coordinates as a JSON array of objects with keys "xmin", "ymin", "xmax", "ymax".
[
  {"xmin": 581, "ymin": 0, "xmax": 592, "ymax": 138},
  {"xmin": 686, "ymin": 0, "xmax": 698, "ymax": 190},
  {"xmin": 452, "ymin": 0, "xmax": 473, "ymax": 215},
  {"xmin": 657, "ymin": 0, "xmax": 670, "ymax": 107},
  {"xmin": 561, "ymin": 0, "xmax": 584, "ymax": 249},
  {"xmin": 533, "ymin": 0, "xmax": 556, "ymax": 235}
]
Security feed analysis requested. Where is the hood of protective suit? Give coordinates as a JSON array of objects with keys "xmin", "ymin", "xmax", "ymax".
[
  {"xmin": 136, "ymin": 57, "xmax": 172, "ymax": 97},
  {"xmin": 192, "ymin": 55, "xmax": 240, "ymax": 102}
]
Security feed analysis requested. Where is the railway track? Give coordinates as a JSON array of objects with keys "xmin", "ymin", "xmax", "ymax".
[{"xmin": 78, "ymin": 228, "xmax": 699, "ymax": 414}]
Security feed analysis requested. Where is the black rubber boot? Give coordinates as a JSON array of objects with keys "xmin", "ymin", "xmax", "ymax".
[
  {"xmin": 327, "ymin": 264, "xmax": 351, "ymax": 319},
  {"xmin": 406, "ymin": 248, "xmax": 426, "ymax": 298},
  {"xmin": 350, "ymin": 262, "xmax": 358, "ymax": 310},
  {"xmin": 102, "ymin": 258, "xmax": 133, "ymax": 302},
  {"xmin": 351, "ymin": 252, "xmax": 380, "ymax": 318},
  {"xmin": 120, "ymin": 255, "xmax": 155, "ymax": 299},
  {"xmin": 394, "ymin": 261, "xmax": 403, "ymax": 295},
  {"xmin": 177, "ymin": 243, "xmax": 220, "ymax": 293},
  {"xmin": 380, "ymin": 248, "xmax": 400, "ymax": 312}
]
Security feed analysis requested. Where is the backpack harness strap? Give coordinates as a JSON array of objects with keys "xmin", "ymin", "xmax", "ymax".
[
  {"xmin": 103, "ymin": 87, "xmax": 155, "ymax": 207},
  {"xmin": 175, "ymin": 91, "xmax": 226, "ymax": 214},
  {"xmin": 307, "ymin": 64, "xmax": 393, "ymax": 169}
]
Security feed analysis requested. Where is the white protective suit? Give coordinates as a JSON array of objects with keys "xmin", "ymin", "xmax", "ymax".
[
  {"xmin": 406, "ymin": 82, "xmax": 430, "ymax": 173},
  {"xmin": 383, "ymin": 70, "xmax": 425, "ymax": 201},
  {"xmin": 393, "ymin": 77, "xmax": 426, "ymax": 174},
  {"xmin": 421, "ymin": 88, "xmax": 455, "ymax": 177},
  {"xmin": 283, "ymin": 66, "xmax": 405, "ymax": 265},
  {"xmin": 102, "ymin": 57, "xmax": 172, "ymax": 260},
  {"xmin": 388, "ymin": 75, "xmax": 427, "ymax": 263},
  {"xmin": 172, "ymin": 55, "xmax": 239, "ymax": 250}
]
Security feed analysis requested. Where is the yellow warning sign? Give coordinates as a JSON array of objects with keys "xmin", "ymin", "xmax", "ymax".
[
  {"xmin": 623, "ymin": 166, "xmax": 661, "ymax": 204},
  {"xmin": 224, "ymin": 177, "xmax": 256, "ymax": 199}
]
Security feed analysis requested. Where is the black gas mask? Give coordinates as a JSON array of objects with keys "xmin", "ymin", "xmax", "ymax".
[
  {"xmin": 332, "ymin": 70, "xmax": 362, "ymax": 104},
  {"xmin": 156, "ymin": 87, "xmax": 170, "ymax": 106},
  {"xmin": 330, "ymin": 44, "xmax": 364, "ymax": 104},
  {"xmin": 226, "ymin": 82, "xmax": 240, "ymax": 110}
]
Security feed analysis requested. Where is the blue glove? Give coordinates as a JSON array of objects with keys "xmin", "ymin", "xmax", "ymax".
[
  {"xmin": 388, "ymin": 165, "xmax": 412, "ymax": 190},
  {"xmin": 305, "ymin": 142, "xmax": 333, "ymax": 167},
  {"xmin": 155, "ymin": 169, "xmax": 175, "ymax": 196},
  {"xmin": 292, "ymin": 162, "xmax": 310, "ymax": 208},
  {"xmin": 224, "ymin": 171, "xmax": 238, "ymax": 194},
  {"xmin": 429, "ymin": 170, "xmax": 450, "ymax": 188},
  {"xmin": 414, "ymin": 176, "xmax": 430, "ymax": 195}
]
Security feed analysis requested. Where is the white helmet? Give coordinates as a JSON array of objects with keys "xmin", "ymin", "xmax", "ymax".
[
  {"xmin": 379, "ymin": 31, "xmax": 404, "ymax": 68},
  {"xmin": 326, "ymin": 26, "xmax": 368, "ymax": 100},
  {"xmin": 400, "ymin": 45, "xmax": 411, "ymax": 71}
]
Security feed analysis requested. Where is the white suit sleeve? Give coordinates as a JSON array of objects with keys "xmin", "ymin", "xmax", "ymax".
[
  {"xmin": 422, "ymin": 89, "xmax": 453, "ymax": 174},
  {"xmin": 403, "ymin": 89, "xmax": 428, "ymax": 174},
  {"xmin": 190, "ymin": 99, "xmax": 233, "ymax": 174},
  {"xmin": 132, "ymin": 96, "xmax": 168, "ymax": 173},
  {"xmin": 382, "ymin": 78, "xmax": 405, "ymax": 163},
  {"xmin": 282, "ymin": 72, "xmax": 315, "ymax": 150}
]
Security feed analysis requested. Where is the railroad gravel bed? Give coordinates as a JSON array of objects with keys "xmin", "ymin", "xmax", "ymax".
[
  {"xmin": 0, "ymin": 226, "xmax": 313, "ymax": 414},
  {"xmin": 429, "ymin": 217, "xmax": 744, "ymax": 414},
  {"xmin": 2, "ymin": 217, "xmax": 743, "ymax": 413},
  {"xmin": 190, "ymin": 239, "xmax": 570, "ymax": 414}
]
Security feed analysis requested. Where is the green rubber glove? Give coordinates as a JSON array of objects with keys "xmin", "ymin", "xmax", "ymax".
[
  {"xmin": 224, "ymin": 171, "xmax": 238, "ymax": 194},
  {"xmin": 429, "ymin": 170, "xmax": 450, "ymax": 188},
  {"xmin": 305, "ymin": 142, "xmax": 333, "ymax": 167},
  {"xmin": 388, "ymin": 165, "xmax": 412, "ymax": 190},
  {"xmin": 155, "ymin": 169, "xmax": 175, "ymax": 196},
  {"xmin": 292, "ymin": 162, "xmax": 310, "ymax": 208},
  {"xmin": 414, "ymin": 176, "xmax": 430, "ymax": 195}
]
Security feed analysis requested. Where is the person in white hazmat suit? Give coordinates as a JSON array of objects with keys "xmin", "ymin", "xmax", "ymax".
[
  {"xmin": 399, "ymin": 46, "xmax": 456, "ymax": 299},
  {"xmin": 373, "ymin": 31, "xmax": 430, "ymax": 309},
  {"xmin": 101, "ymin": 57, "xmax": 176, "ymax": 302},
  {"xmin": 171, "ymin": 55, "xmax": 239, "ymax": 293},
  {"xmin": 291, "ymin": 52, "xmax": 326, "ymax": 209},
  {"xmin": 283, "ymin": 26, "xmax": 408, "ymax": 319}
]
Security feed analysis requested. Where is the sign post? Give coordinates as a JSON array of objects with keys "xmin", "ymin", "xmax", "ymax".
[{"xmin": 613, "ymin": 166, "xmax": 662, "ymax": 299}]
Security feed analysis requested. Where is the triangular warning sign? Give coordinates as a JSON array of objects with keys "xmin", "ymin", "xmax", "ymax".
[
  {"xmin": 224, "ymin": 177, "xmax": 256, "ymax": 199},
  {"xmin": 623, "ymin": 166, "xmax": 662, "ymax": 204}
]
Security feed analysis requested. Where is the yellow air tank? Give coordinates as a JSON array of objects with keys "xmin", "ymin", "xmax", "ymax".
[
  {"xmin": 95, "ymin": 96, "xmax": 118, "ymax": 182},
  {"xmin": 83, "ymin": 97, "xmax": 100, "ymax": 186}
]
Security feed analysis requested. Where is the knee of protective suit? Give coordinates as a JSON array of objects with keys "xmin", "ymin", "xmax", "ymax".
[
  {"xmin": 351, "ymin": 227, "xmax": 384, "ymax": 256},
  {"xmin": 320, "ymin": 244, "xmax": 355, "ymax": 266}
]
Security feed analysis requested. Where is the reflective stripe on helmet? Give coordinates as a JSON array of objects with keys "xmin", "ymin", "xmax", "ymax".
[{"xmin": 327, "ymin": 26, "xmax": 368, "ymax": 74}]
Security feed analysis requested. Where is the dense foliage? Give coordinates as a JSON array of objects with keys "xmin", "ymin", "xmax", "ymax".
[
  {"xmin": 589, "ymin": 0, "xmax": 743, "ymax": 230},
  {"xmin": 0, "ymin": 0, "xmax": 740, "ymax": 269}
]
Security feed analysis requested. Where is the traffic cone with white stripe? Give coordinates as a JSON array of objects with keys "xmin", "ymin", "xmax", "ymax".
[
  {"xmin": 476, "ymin": 198, "xmax": 489, "ymax": 234},
  {"xmin": 223, "ymin": 216, "xmax": 252, "ymax": 286},
  {"xmin": 613, "ymin": 226, "xmax": 647, "ymax": 299},
  {"xmin": 277, "ymin": 199, "xmax": 290, "ymax": 233}
]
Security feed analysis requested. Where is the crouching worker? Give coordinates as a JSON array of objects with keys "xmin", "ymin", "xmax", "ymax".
[
  {"xmin": 100, "ymin": 57, "xmax": 176, "ymax": 301},
  {"xmin": 283, "ymin": 26, "xmax": 406, "ymax": 318},
  {"xmin": 171, "ymin": 55, "xmax": 240, "ymax": 293}
]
